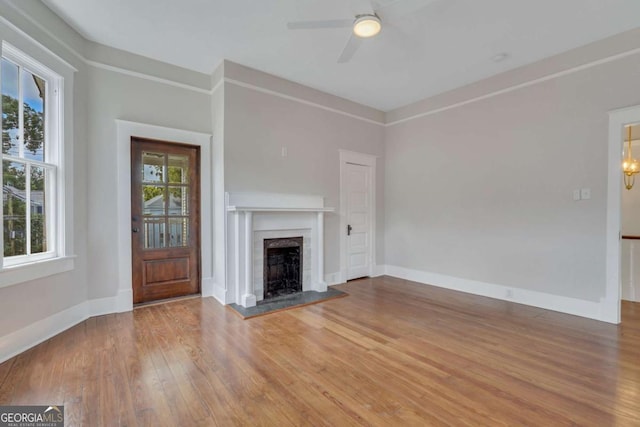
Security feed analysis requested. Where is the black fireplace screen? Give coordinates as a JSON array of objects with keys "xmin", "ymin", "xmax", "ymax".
[{"xmin": 263, "ymin": 236, "xmax": 303, "ymax": 299}]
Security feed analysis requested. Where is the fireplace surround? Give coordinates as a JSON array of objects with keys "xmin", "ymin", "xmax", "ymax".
[{"xmin": 226, "ymin": 192, "xmax": 334, "ymax": 307}]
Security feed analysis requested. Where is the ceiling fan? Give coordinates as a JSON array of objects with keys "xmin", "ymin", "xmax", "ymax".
[{"xmin": 287, "ymin": 0, "xmax": 442, "ymax": 63}]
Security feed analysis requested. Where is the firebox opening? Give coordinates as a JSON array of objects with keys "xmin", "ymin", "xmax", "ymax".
[{"xmin": 263, "ymin": 237, "xmax": 303, "ymax": 300}]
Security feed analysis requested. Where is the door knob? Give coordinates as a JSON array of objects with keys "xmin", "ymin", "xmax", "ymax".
[
  {"xmin": 132, "ymin": 227, "xmax": 140, "ymax": 233},
  {"xmin": 347, "ymin": 224, "xmax": 352, "ymax": 236}
]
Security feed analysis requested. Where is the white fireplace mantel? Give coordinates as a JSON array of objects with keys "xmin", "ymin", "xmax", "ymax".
[
  {"xmin": 225, "ymin": 192, "xmax": 335, "ymax": 308},
  {"xmin": 227, "ymin": 206, "xmax": 335, "ymax": 213}
]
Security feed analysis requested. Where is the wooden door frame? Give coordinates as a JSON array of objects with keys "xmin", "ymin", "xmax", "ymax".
[
  {"xmin": 339, "ymin": 149, "xmax": 377, "ymax": 284},
  {"xmin": 114, "ymin": 120, "xmax": 212, "ymax": 312}
]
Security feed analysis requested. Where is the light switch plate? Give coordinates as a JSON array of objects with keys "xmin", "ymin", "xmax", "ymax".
[
  {"xmin": 581, "ymin": 188, "xmax": 591, "ymax": 200},
  {"xmin": 573, "ymin": 189, "xmax": 581, "ymax": 201}
]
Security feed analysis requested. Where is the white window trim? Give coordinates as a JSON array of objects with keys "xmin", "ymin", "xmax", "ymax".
[{"xmin": 0, "ymin": 40, "xmax": 74, "ymax": 287}]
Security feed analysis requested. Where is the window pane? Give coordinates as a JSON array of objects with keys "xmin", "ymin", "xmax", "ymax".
[
  {"xmin": 168, "ymin": 186, "xmax": 188, "ymax": 215},
  {"xmin": 143, "ymin": 185, "xmax": 166, "ymax": 215},
  {"xmin": 144, "ymin": 218, "xmax": 165, "ymax": 249},
  {"xmin": 142, "ymin": 152, "xmax": 164, "ymax": 183},
  {"xmin": 168, "ymin": 217, "xmax": 188, "ymax": 247},
  {"xmin": 1, "ymin": 58, "xmax": 20, "ymax": 156},
  {"xmin": 168, "ymin": 154, "xmax": 188, "ymax": 183},
  {"xmin": 3, "ymin": 160, "xmax": 27, "ymax": 256},
  {"xmin": 30, "ymin": 166, "xmax": 48, "ymax": 254},
  {"xmin": 22, "ymin": 70, "xmax": 45, "ymax": 161}
]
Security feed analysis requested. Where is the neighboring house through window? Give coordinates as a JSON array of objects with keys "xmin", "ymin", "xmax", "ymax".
[{"xmin": 1, "ymin": 43, "xmax": 63, "ymax": 269}]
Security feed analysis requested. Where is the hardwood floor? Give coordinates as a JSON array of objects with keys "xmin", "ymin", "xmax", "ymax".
[{"xmin": 1, "ymin": 276, "xmax": 639, "ymax": 426}]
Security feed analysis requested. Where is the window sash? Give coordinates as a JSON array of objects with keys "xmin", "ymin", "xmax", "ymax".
[
  {"xmin": 2, "ymin": 159, "xmax": 57, "ymax": 263},
  {"xmin": 1, "ymin": 44, "xmax": 61, "ymax": 269}
]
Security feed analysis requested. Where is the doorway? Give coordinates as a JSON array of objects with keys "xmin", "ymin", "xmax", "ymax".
[
  {"xmin": 620, "ymin": 123, "xmax": 640, "ymax": 303},
  {"xmin": 605, "ymin": 105, "xmax": 640, "ymax": 323},
  {"xmin": 130, "ymin": 137, "xmax": 201, "ymax": 304},
  {"xmin": 339, "ymin": 150, "xmax": 376, "ymax": 282}
]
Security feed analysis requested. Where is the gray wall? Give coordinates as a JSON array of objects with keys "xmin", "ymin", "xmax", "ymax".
[
  {"xmin": 385, "ymin": 44, "xmax": 640, "ymax": 302},
  {"xmin": 86, "ymin": 65, "xmax": 212, "ymax": 300},
  {"xmin": 4, "ymin": 0, "xmax": 640, "ymax": 352},
  {"xmin": 222, "ymin": 69, "xmax": 386, "ymax": 277},
  {"xmin": 0, "ymin": 0, "xmax": 88, "ymax": 337},
  {"xmin": 0, "ymin": 0, "xmax": 212, "ymax": 339},
  {"xmin": 0, "ymin": 1, "xmax": 386, "ymax": 346}
]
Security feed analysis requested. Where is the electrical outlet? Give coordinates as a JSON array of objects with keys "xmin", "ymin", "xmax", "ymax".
[{"xmin": 506, "ymin": 289, "xmax": 514, "ymax": 298}]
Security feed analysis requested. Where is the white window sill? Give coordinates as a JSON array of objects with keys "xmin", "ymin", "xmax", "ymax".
[{"xmin": 0, "ymin": 256, "xmax": 76, "ymax": 289}]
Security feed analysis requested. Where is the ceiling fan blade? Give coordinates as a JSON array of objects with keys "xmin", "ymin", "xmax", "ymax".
[
  {"xmin": 287, "ymin": 19, "xmax": 353, "ymax": 30},
  {"xmin": 376, "ymin": 0, "xmax": 443, "ymax": 22},
  {"xmin": 337, "ymin": 34, "xmax": 363, "ymax": 63}
]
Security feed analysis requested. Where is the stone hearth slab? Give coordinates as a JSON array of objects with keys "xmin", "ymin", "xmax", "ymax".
[{"xmin": 227, "ymin": 288, "xmax": 347, "ymax": 319}]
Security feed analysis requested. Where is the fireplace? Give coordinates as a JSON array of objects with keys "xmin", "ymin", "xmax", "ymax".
[
  {"xmin": 263, "ymin": 237, "xmax": 303, "ymax": 300},
  {"xmin": 226, "ymin": 191, "xmax": 333, "ymax": 307}
]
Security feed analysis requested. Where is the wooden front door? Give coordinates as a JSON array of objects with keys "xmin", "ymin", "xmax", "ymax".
[{"xmin": 131, "ymin": 137, "xmax": 200, "ymax": 304}]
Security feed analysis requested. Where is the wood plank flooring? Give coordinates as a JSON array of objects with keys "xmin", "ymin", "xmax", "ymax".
[{"xmin": 1, "ymin": 276, "xmax": 639, "ymax": 426}]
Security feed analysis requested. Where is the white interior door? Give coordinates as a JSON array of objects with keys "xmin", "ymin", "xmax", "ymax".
[{"xmin": 346, "ymin": 162, "xmax": 371, "ymax": 280}]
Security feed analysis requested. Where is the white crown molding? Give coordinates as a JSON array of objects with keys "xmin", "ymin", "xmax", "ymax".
[
  {"xmin": 0, "ymin": 11, "xmax": 78, "ymax": 71},
  {"xmin": 211, "ymin": 77, "xmax": 224, "ymax": 94},
  {"xmin": 8, "ymin": 1, "xmax": 640, "ymax": 129},
  {"xmin": 4, "ymin": 0, "xmax": 84, "ymax": 65},
  {"xmin": 1, "ymin": 8, "xmax": 383, "ymax": 124},
  {"xmin": 386, "ymin": 47, "xmax": 640, "ymax": 127},
  {"xmin": 223, "ymin": 78, "xmax": 385, "ymax": 126},
  {"xmin": 86, "ymin": 59, "xmax": 211, "ymax": 94}
]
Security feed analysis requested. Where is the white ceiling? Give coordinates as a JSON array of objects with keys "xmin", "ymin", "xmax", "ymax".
[{"xmin": 42, "ymin": 0, "xmax": 640, "ymax": 111}]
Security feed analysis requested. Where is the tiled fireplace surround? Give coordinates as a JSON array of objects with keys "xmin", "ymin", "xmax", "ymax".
[{"xmin": 226, "ymin": 192, "xmax": 334, "ymax": 307}]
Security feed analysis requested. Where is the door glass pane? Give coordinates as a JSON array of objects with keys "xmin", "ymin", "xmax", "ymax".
[
  {"xmin": 168, "ymin": 217, "xmax": 189, "ymax": 247},
  {"xmin": 22, "ymin": 69, "xmax": 45, "ymax": 162},
  {"xmin": 142, "ymin": 185, "xmax": 165, "ymax": 215},
  {"xmin": 168, "ymin": 154, "xmax": 188, "ymax": 183},
  {"xmin": 143, "ymin": 218, "xmax": 165, "ymax": 249},
  {"xmin": 30, "ymin": 165, "xmax": 48, "ymax": 253},
  {"xmin": 1, "ymin": 58, "xmax": 20, "ymax": 156},
  {"xmin": 3, "ymin": 160, "xmax": 27, "ymax": 256},
  {"xmin": 168, "ymin": 186, "xmax": 188, "ymax": 215},
  {"xmin": 142, "ymin": 152, "xmax": 164, "ymax": 183}
]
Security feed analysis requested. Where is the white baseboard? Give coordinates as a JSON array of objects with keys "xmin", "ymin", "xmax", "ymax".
[
  {"xmin": 0, "ymin": 289, "xmax": 135, "ymax": 364},
  {"xmin": 116, "ymin": 288, "xmax": 133, "ymax": 312},
  {"xmin": 373, "ymin": 264, "xmax": 386, "ymax": 277},
  {"xmin": 88, "ymin": 288, "xmax": 132, "ymax": 316},
  {"xmin": 0, "ymin": 300, "xmax": 88, "ymax": 364},
  {"xmin": 325, "ymin": 272, "xmax": 342, "ymax": 286},
  {"xmin": 211, "ymin": 280, "xmax": 226, "ymax": 305},
  {"xmin": 325, "ymin": 267, "xmax": 385, "ymax": 285},
  {"xmin": 201, "ymin": 276, "xmax": 215, "ymax": 297},
  {"xmin": 384, "ymin": 265, "xmax": 611, "ymax": 323}
]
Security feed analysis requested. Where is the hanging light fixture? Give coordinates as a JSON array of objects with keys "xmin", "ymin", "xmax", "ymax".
[{"xmin": 623, "ymin": 125, "xmax": 639, "ymax": 190}]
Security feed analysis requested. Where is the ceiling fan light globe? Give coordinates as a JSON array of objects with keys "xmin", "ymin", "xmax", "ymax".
[{"xmin": 353, "ymin": 15, "xmax": 381, "ymax": 38}]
